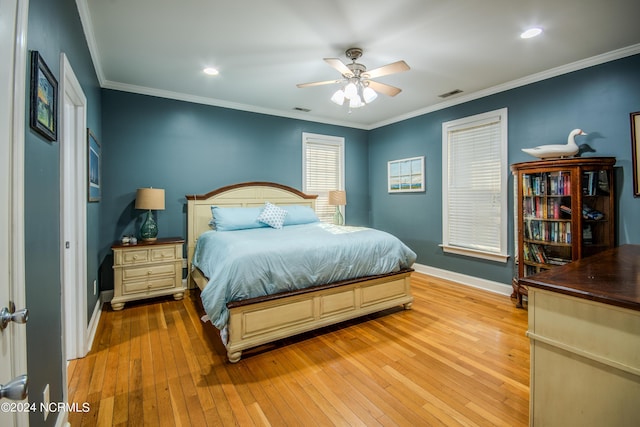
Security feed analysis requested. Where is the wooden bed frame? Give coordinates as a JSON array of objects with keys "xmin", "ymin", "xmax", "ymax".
[{"xmin": 186, "ymin": 182, "xmax": 413, "ymax": 363}]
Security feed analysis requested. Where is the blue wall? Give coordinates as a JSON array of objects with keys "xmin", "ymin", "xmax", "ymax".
[
  {"xmin": 369, "ymin": 54, "xmax": 640, "ymax": 285},
  {"xmin": 25, "ymin": 0, "xmax": 101, "ymax": 425},
  {"xmin": 99, "ymin": 91, "xmax": 370, "ymax": 285},
  {"xmin": 19, "ymin": 2, "xmax": 640, "ymax": 422}
]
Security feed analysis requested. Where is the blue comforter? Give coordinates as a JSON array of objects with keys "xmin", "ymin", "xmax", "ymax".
[{"xmin": 193, "ymin": 223, "xmax": 416, "ymax": 329}]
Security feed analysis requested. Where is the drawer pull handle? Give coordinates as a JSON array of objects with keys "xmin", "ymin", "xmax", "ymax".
[
  {"xmin": 148, "ymin": 271, "xmax": 152, "ymax": 275},
  {"xmin": 133, "ymin": 255, "xmax": 138, "ymax": 260}
]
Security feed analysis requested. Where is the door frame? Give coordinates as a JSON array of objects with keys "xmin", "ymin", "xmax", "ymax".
[
  {"xmin": 1, "ymin": 0, "xmax": 29, "ymax": 425},
  {"xmin": 59, "ymin": 52, "xmax": 88, "ymax": 364}
]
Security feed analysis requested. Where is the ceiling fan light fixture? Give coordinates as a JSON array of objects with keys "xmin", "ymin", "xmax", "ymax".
[
  {"xmin": 362, "ymin": 86, "xmax": 377, "ymax": 103},
  {"xmin": 349, "ymin": 95, "xmax": 363, "ymax": 109},
  {"xmin": 344, "ymin": 82, "xmax": 358, "ymax": 99},
  {"xmin": 331, "ymin": 89, "xmax": 345, "ymax": 105},
  {"xmin": 298, "ymin": 48, "xmax": 408, "ymax": 109}
]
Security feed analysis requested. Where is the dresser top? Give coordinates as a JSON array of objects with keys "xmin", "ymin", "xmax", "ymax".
[
  {"xmin": 520, "ymin": 244, "xmax": 640, "ymax": 311},
  {"xmin": 111, "ymin": 237, "xmax": 184, "ymax": 249}
]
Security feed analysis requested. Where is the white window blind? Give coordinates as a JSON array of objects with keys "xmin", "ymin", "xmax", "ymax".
[
  {"xmin": 302, "ymin": 133, "xmax": 345, "ymax": 223},
  {"xmin": 442, "ymin": 109, "xmax": 509, "ymax": 262}
]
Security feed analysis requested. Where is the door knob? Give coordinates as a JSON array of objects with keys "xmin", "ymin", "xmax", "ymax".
[
  {"xmin": 0, "ymin": 375, "xmax": 28, "ymax": 400},
  {"xmin": 0, "ymin": 307, "xmax": 28, "ymax": 330}
]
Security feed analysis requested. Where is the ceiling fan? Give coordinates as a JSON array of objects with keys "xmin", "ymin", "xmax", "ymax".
[{"xmin": 297, "ymin": 48, "xmax": 410, "ymax": 108}]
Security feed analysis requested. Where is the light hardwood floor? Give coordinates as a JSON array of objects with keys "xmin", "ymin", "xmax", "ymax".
[{"xmin": 67, "ymin": 273, "xmax": 529, "ymax": 426}]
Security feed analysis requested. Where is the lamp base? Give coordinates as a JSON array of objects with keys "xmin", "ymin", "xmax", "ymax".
[
  {"xmin": 333, "ymin": 207, "xmax": 344, "ymax": 226},
  {"xmin": 140, "ymin": 210, "xmax": 159, "ymax": 241}
]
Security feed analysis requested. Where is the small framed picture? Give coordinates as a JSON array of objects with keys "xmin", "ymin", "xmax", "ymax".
[
  {"xmin": 632, "ymin": 112, "xmax": 640, "ymax": 197},
  {"xmin": 88, "ymin": 129, "xmax": 101, "ymax": 202},
  {"xmin": 388, "ymin": 156, "xmax": 425, "ymax": 193},
  {"xmin": 29, "ymin": 51, "xmax": 58, "ymax": 141}
]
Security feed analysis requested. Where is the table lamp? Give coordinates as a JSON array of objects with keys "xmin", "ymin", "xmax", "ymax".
[
  {"xmin": 135, "ymin": 188, "xmax": 165, "ymax": 241},
  {"xmin": 328, "ymin": 190, "xmax": 346, "ymax": 225}
]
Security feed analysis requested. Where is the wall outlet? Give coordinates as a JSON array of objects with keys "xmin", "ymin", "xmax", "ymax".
[
  {"xmin": 43, "ymin": 383, "xmax": 50, "ymax": 420},
  {"xmin": 93, "ymin": 279, "xmax": 97, "ymax": 295}
]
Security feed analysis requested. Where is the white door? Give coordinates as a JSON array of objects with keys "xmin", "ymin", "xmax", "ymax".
[{"xmin": 0, "ymin": 0, "xmax": 29, "ymax": 425}]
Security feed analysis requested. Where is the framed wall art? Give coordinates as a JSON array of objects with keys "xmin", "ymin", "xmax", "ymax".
[
  {"xmin": 29, "ymin": 51, "xmax": 58, "ymax": 141},
  {"xmin": 388, "ymin": 156, "xmax": 425, "ymax": 193},
  {"xmin": 88, "ymin": 129, "xmax": 101, "ymax": 202},
  {"xmin": 632, "ymin": 112, "xmax": 640, "ymax": 197}
]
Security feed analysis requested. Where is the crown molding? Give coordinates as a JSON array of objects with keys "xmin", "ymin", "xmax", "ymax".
[
  {"xmin": 371, "ymin": 43, "xmax": 640, "ymax": 129},
  {"xmin": 101, "ymin": 79, "xmax": 370, "ymax": 130},
  {"xmin": 76, "ymin": 0, "xmax": 106, "ymax": 85}
]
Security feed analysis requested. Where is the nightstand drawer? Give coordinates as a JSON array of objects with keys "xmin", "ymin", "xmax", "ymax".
[
  {"xmin": 150, "ymin": 246, "xmax": 178, "ymax": 261},
  {"xmin": 123, "ymin": 276, "xmax": 177, "ymax": 294},
  {"xmin": 122, "ymin": 263, "xmax": 177, "ymax": 281},
  {"xmin": 121, "ymin": 249, "xmax": 149, "ymax": 264}
]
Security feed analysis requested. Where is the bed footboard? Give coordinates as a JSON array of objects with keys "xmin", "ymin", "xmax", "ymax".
[{"xmin": 225, "ymin": 269, "xmax": 413, "ymax": 363}]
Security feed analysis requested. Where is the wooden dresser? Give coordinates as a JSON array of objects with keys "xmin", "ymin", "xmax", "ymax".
[
  {"xmin": 520, "ymin": 245, "xmax": 640, "ymax": 426},
  {"xmin": 111, "ymin": 237, "xmax": 186, "ymax": 310}
]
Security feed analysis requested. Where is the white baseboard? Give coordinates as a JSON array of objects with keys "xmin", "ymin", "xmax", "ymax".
[
  {"xmin": 86, "ymin": 296, "xmax": 103, "ymax": 354},
  {"xmin": 412, "ymin": 262, "xmax": 512, "ymax": 296}
]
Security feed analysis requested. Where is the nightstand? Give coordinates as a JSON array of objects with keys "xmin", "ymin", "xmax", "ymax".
[{"xmin": 111, "ymin": 237, "xmax": 186, "ymax": 310}]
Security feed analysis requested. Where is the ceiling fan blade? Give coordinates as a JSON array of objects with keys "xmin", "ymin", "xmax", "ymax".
[
  {"xmin": 366, "ymin": 80, "xmax": 402, "ymax": 97},
  {"xmin": 363, "ymin": 60, "xmax": 410, "ymax": 79},
  {"xmin": 296, "ymin": 79, "xmax": 343, "ymax": 88},
  {"xmin": 324, "ymin": 58, "xmax": 353, "ymax": 77}
]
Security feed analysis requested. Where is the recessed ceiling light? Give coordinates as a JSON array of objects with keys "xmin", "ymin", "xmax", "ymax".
[
  {"xmin": 520, "ymin": 27, "xmax": 543, "ymax": 39},
  {"xmin": 203, "ymin": 67, "xmax": 219, "ymax": 76}
]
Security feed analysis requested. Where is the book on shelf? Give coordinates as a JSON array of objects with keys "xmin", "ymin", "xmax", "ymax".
[
  {"xmin": 524, "ymin": 219, "xmax": 571, "ymax": 243},
  {"xmin": 598, "ymin": 170, "xmax": 610, "ymax": 194},
  {"xmin": 548, "ymin": 173, "xmax": 571, "ymax": 196},
  {"xmin": 547, "ymin": 256, "xmax": 570, "ymax": 266},
  {"xmin": 524, "ymin": 243, "xmax": 548, "ymax": 264},
  {"xmin": 582, "ymin": 171, "xmax": 601, "ymax": 196},
  {"xmin": 582, "ymin": 205, "xmax": 604, "ymax": 220}
]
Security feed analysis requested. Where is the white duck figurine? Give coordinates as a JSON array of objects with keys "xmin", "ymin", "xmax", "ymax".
[{"xmin": 522, "ymin": 129, "xmax": 587, "ymax": 159}]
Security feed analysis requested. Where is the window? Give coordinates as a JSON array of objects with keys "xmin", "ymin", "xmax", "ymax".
[
  {"xmin": 302, "ymin": 132, "xmax": 345, "ymax": 223},
  {"xmin": 442, "ymin": 108, "xmax": 509, "ymax": 262}
]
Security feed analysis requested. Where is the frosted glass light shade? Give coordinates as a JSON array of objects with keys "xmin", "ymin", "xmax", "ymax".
[
  {"xmin": 349, "ymin": 95, "xmax": 363, "ymax": 108},
  {"xmin": 344, "ymin": 82, "xmax": 357, "ymax": 99},
  {"xmin": 363, "ymin": 87, "xmax": 377, "ymax": 103},
  {"xmin": 331, "ymin": 89, "xmax": 345, "ymax": 105}
]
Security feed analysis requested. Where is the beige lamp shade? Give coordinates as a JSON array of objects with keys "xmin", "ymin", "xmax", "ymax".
[
  {"xmin": 135, "ymin": 188, "xmax": 165, "ymax": 210},
  {"xmin": 328, "ymin": 190, "xmax": 346, "ymax": 206}
]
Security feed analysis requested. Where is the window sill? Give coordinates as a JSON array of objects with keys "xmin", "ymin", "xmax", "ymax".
[{"xmin": 440, "ymin": 244, "xmax": 509, "ymax": 263}]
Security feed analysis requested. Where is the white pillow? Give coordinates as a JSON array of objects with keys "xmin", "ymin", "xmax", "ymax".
[{"xmin": 257, "ymin": 202, "xmax": 288, "ymax": 229}]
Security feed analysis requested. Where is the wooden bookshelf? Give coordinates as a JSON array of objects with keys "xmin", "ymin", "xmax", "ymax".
[{"xmin": 511, "ymin": 157, "xmax": 616, "ymax": 307}]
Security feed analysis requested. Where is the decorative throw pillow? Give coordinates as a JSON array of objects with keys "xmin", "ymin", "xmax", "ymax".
[{"xmin": 257, "ymin": 202, "xmax": 288, "ymax": 229}]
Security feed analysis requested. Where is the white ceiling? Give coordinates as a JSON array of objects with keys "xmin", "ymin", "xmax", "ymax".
[{"xmin": 79, "ymin": 0, "xmax": 640, "ymax": 130}]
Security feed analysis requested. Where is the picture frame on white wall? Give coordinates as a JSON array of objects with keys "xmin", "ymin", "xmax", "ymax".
[{"xmin": 388, "ymin": 156, "xmax": 425, "ymax": 193}]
